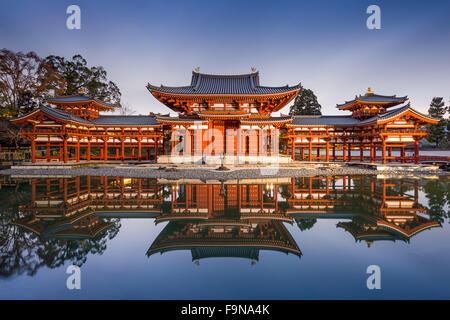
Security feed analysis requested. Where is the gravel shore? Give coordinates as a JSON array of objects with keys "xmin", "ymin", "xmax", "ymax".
[{"xmin": 1, "ymin": 165, "xmax": 448, "ymax": 179}]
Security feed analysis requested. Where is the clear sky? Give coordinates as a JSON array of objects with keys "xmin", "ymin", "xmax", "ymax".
[{"xmin": 1, "ymin": 0, "xmax": 449, "ymax": 116}]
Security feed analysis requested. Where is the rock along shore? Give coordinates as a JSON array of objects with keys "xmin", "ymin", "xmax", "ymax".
[{"xmin": 0, "ymin": 165, "xmax": 448, "ymax": 180}]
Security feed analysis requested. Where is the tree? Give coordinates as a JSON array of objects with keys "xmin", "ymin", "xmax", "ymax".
[
  {"xmin": 427, "ymin": 97, "xmax": 448, "ymax": 148},
  {"xmin": 117, "ymin": 102, "xmax": 136, "ymax": 115},
  {"xmin": 289, "ymin": 88, "xmax": 322, "ymax": 116},
  {"xmin": 45, "ymin": 54, "xmax": 121, "ymax": 106},
  {"xmin": 0, "ymin": 49, "xmax": 64, "ymax": 115},
  {"xmin": 428, "ymin": 97, "xmax": 446, "ymax": 119}
]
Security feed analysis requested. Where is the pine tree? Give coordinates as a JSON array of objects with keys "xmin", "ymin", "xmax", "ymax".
[
  {"xmin": 428, "ymin": 97, "xmax": 446, "ymax": 118},
  {"xmin": 426, "ymin": 97, "xmax": 447, "ymax": 148},
  {"xmin": 289, "ymin": 88, "xmax": 322, "ymax": 115}
]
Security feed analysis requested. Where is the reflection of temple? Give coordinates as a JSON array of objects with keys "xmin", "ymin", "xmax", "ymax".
[
  {"xmin": 288, "ymin": 176, "xmax": 441, "ymax": 245},
  {"xmin": 13, "ymin": 177, "xmax": 164, "ymax": 240},
  {"xmin": 148, "ymin": 179, "xmax": 301, "ymax": 261},
  {"xmin": 11, "ymin": 175, "xmax": 441, "ymax": 259}
]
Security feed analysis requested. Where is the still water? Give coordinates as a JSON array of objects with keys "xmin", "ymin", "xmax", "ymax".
[{"xmin": 0, "ymin": 175, "xmax": 449, "ymax": 299}]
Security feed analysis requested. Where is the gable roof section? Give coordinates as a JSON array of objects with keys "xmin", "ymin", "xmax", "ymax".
[
  {"xmin": 288, "ymin": 115, "xmax": 360, "ymax": 127},
  {"xmin": 358, "ymin": 105, "xmax": 439, "ymax": 125},
  {"xmin": 147, "ymin": 71, "xmax": 301, "ymax": 96},
  {"xmin": 46, "ymin": 94, "xmax": 117, "ymax": 110},
  {"xmin": 337, "ymin": 93, "xmax": 407, "ymax": 110},
  {"xmin": 11, "ymin": 106, "xmax": 160, "ymax": 127}
]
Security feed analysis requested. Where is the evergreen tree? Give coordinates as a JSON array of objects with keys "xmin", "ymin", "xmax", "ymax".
[
  {"xmin": 427, "ymin": 119, "xmax": 447, "ymax": 148},
  {"xmin": 428, "ymin": 97, "xmax": 446, "ymax": 118},
  {"xmin": 427, "ymin": 97, "xmax": 448, "ymax": 148},
  {"xmin": 289, "ymin": 88, "xmax": 322, "ymax": 115}
]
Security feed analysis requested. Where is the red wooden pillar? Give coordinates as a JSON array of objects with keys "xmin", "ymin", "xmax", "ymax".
[
  {"xmin": 308, "ymin": 139, "xmax": 312, "ymax": 162},
  {"xmin": 400, "ymin": 146, "xmax": 405, "ymax": 163},
  {"xmin": 348, "ymin": 142, "xmax": 351, "ymax": 162},
  {"xmin": 382, "ymin": 141, "xmax": 386, "ymax": 164},
  {"xmin": 360, "ymin": 143, "xmax": 364, "ymax": 162},
  {"xmin": 87, "ymin": 139, "xmax": 91, "ymax": 162},
  {"xmin": 370, "ymin": 141, "xmax": 374, "ymax": 163},
  {"xmin": 121, "ymin": 139, "xmax": 125, "ymax": 161},
  {"xmin": 31, "ymin": 138, "xmax": 36, "ymax": 163},
  {"xmin": 138, "ymin": 138, "xmax": 142, "ymax": 161},
  {"xmin": 388, "ymin": 147, "xmax": 391, "ymax": 163},
  {"xmin": 46, "ymin": 141, "xmax": 50, "ymax": 162},
  {"xmin": 291, "ymin": 139, "xmax": 295, "ymax": 161},
  {"xmin": 414, "ymin": 140, "xmax": 419, "ymax": 164},
  {"xmin": 76, "ymin": 139, "xmax": 80, "ymax": 162},
  {"xmin": 325, "ymin": 140, "xmax": 329, "ymax": 162},
  {"xmin": 342, "ymin": 142, "xmax": 346, "ymax": 162},
  {"xmin": 155, "ymin": 140, "xmax": 158, "ymax": 160},
  {"xmin": 332, "ymin": 144, "xmax": 336, "ymax": 161},
  {"xmin": 63, "ymin": 138, "xmax": 68, "ymax": 163},
  {"xmin": 104, "ymin": 140, "xmax": 108, "ymax": 161}
]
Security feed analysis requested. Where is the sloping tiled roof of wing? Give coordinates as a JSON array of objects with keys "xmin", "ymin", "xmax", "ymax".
[
  {"xmin": 358, "ymin": 104, "xmax": 438, "ymax": 125},
  {"xmin": 289, "ymin": 115, "xmax": 360, "ymax": 127},
  {"xmin": 46, "ymin": 94, "xmax": 117, "ymax": 109},
  {"xmin": 91, "ymin": 115, "xmax": 159, "ymax": 126},
  {"xmin": 147, "ymin": 72, "xmax": 301, "ymax": 95},
  {"xmin": 336, "ymin": 93, "xmax": 408, "ymax": 109},
  {"xmin": 40, "ymin": 105, "xmax": 92, "ymax": 124}
]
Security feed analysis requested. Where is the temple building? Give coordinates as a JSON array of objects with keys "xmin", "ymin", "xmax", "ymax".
[{"xmin": 10, "ymin": 70, "xmax": 438, "ymax": 164}]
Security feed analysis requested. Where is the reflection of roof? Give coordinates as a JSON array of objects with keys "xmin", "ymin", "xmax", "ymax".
[
  {"xmin": 147, "ymin": 221, "xmax": 302, "ymax": 258},
  {"xmin": 191, "ymin": 247, "xmax": 260, "ymax": 261},
  {"xmin": 147, "ymin": 72, "xmax": 301, "ymax": 95}
]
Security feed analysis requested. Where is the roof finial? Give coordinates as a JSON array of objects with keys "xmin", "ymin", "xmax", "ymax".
[
  {"xmin": 251, "ymin": 67, "xmax": 257, "ymax": 73},
  {"xmin": 78, "ymin": 87, "xmax": 87, "ymax": 95},
  {"xmin": 195, "ymin": 67, "xmax": 200, "ymax": 72},
  {"xmin": 366, "ymin": 87, "xmax": 374, "ymax": 95}
]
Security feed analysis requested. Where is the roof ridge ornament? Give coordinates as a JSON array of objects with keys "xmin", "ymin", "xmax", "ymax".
[
  {"xmin": 366, "ymin": 87, "xmax": 374, "ymax": 95},
  {"xmin": 78, "ymin": 87, "xmax": 87, "ymax": 95}
]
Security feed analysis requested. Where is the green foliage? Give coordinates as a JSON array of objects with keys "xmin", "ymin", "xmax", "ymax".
[
  {"xmin": 45, "ymin": 54, "xmax": 121, "ymax": 106},
  {"xmin": 289, "ymin": 88, "xmax": 322, "ymax": 116},
  {"xmin": 428, "ymin": 97, "xmax": 446, "ymax": 119},
  {"xmin": 426, "ymin": 96, "xmax": 449, "ymax": 148},
  {"xmin": 423, "ymin": 180, "xmax": 450, "ymax": 224}
]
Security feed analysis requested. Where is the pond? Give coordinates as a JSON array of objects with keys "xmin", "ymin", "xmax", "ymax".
[{"xmin": 0, "ymin": 175, "xmax": 449, "ymax": 299}]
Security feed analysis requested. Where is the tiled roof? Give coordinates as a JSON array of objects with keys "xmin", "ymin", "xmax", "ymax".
[
  {"xmin": 147, "ymin": 72, "xmax": 301, "ymax": 95},
  {"xmin": 336, "ymin": 93, "xmax": 407, "ymax": 109},
  {"xmin": 289, "ymin": 115, "xmax": 360, "ymax": 127},
  {"xmin": 40, "ymin": 105, "xmax": 92, "ymax": 124},
  {"xmin": 91, "ymin": 115, "xmax": 159, "ymax": 126},
  {"xmin": 40, "ymin": 106, "xmax": 159, "ymax": 126},
  {"xmin": 358, "ymin": 105, "xmax": 437, "ymax": 125},
  {"xmin": 46, "ymin": 94, "xmax": 117, "ymax": 109},
  {"xmin": 242, "ymin": 116, "xmax": 293, "ymax": 123}
]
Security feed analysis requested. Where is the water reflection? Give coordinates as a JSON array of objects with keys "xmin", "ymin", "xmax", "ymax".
[{"xmin": 0, "ymin": 175, "xmax": 448, "ymax": 278}]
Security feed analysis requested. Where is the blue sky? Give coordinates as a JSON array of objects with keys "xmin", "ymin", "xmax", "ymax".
[{"xmin": 1, "ymin": 0, "xmax": 450, "ymax": 115}]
